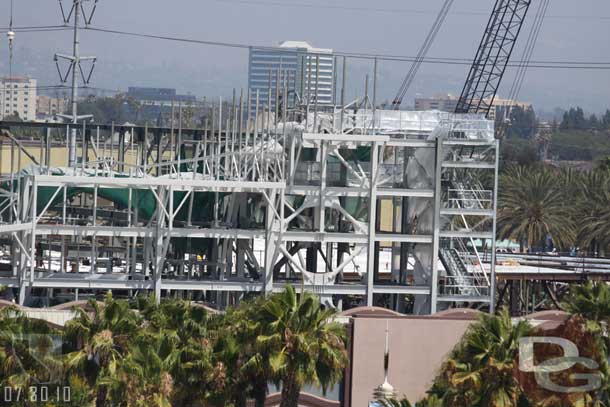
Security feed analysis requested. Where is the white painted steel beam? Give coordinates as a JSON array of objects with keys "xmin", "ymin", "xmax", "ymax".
[
  {"xmin": 303, "ymin": 133, "xmax": 390, "ymax": 144},
  {"xmin": 440, "ymin": 208, "xmax": 495, "ymax": 217},
  {"xmin": 375, "ymin": 234, "xmax": 433, "ymax": 244},
  {"xmin": 440, "ymin": 231, "xmax": 494, "ymax": 239},
  {"xmin": 0, "ymin": 222, "xmax": 33, "ymax": 234},
  {"xmin": 442, "ymin": 161, "xmax": 495, "ymax": 169},
  {"xmin": 33, "ymin": 175, "xmax": 285, "ymax": 192}
]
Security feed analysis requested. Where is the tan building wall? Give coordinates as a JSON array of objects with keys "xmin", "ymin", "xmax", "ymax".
[
  {"xmin": 0, "ymin": 145, "xmax": 140, "ymax": 175},
  {"xmin": 0, "ymin": 76, "xmax": 37, "ymax": 121},
  {"xmin": 346, "ymin": 312, "xmax": 475, "ymax": 406},
  {"xmin": 344, "ymin": 309, "xmax": 568, "ymax": 406},
  {"xmin": 36, "ymin": 95, "xmax": 68, "ymax": 116}
]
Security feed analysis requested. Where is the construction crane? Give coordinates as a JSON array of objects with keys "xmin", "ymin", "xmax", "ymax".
[{"xmin": 455, "ymin": 0, "xmax": 533, "ymax": 117}]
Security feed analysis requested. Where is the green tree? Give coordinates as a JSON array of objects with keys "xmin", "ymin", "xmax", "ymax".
[
  {"xmin": 101, "ymin": 332, "xmax": 179, "ymax": 407},
  {"xmin": 563, "ymin": 281, "xmax": 610, "ymax": 327},
  {"xmin": 577, "ymin": 170, "xmax": 610, "ymax": 255},
  {"xmin": 426, "ymin": 310, "xmax": 532, "ymax": 407},
  {"xmin": 215, "ymin": 297, "xmax": 271, "ymax": 407},
  {"xmin": 498, "ymin": 166, "xmax": 576, "ymax": 250},
  {"xmin": 63, "ymin": 294, "xmax": 142, "ymax": 406},
  {"xmin": 561, "ymin": 107, "xmax": 588, "ymax": 130},
  {"xmin": 256, "ymin": 285, "xmax": 347, "ymax": 407},
  {"xmin": 0, "ymin": 306, "xmax": 63, "ymax": 392},
  {"xmin": 134, "ymin": 297, "xmax": 219, "ymax": 406},
  {"xmin": 603, "ymin": 110, "xmax": 610, "ymax": 129},
  {"xmin": 497, "ymin": 105, "xmax": 537, "ymax": 139},
  {"xmin": 561, "ymin": 282, "xmax": 610, "ymax": 405}
]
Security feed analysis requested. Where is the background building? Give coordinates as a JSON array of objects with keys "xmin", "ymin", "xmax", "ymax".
[
  {"xmin": 414, "ymin": 93, "xmax": 532, "ymax": 120},
  {"xmin": 36, "ymin": 95, "xmax": 68, "ymax": 118},
  {"xmin": 491, "ymin": 97, "xmax": 533, "ymax": 121},
  {"xmin": 126, "ymin": 87, "xmax": 198, "ymax": 124},
  {"xmin": 248, "ymin": 41, "xmax": 335, "ymax": 116},
  {"xmin": 414, "ymin": 94, "xmax": 459, "ymax": 112},
  {"xmin": 0, "ymin": 76, "xmax": 37, "ymax": 121},
  {"xmin": 126, "ymin": 87, "xmax": 196, "ymax": 106}
]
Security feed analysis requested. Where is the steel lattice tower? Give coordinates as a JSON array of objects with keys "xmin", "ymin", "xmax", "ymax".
[{"xmin": 455, "ymin": 0, "xmax": 532, "ymax": 117}]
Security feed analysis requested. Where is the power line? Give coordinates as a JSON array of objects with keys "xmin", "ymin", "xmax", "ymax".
[
  {"xmin": 206, "ymin": 0, "xmax": 610, "ymax": 21},
  {"xmin": 2, "ymin": 24, "xmax": 608, "ymax": 69},
  {"xmin": 392, "ymin": 0, "xmax": 455, "ymax": 108},
  {"xmin": 84, "ymin": 26, "xmax": 610, "ymax": 70},
  {"xmin": 0, "ymin": 25, "xmax": 69, "ymax": 30}
]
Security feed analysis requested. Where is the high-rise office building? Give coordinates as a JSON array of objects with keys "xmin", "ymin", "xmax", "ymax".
[
  {"xmin": 0, "ymin": 76, "xmax": 37, "ymax": 121},
  {"xmin": 248, "ymin": 41, "xmax": 335, "ymax": 116}
]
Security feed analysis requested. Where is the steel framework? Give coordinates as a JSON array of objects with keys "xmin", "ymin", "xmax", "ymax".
[{"xmin": 0, "ymin": 75, "xmax": 499, "ymax": 314}]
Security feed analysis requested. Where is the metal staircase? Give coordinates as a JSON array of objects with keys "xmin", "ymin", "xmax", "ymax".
[
  {"xmin": 439, "ymin": 248, "xmax": 481, "ymax": 296},
  {"xmin": 439, "ymin": 171, "xmax": 492, "ymax": 298}
]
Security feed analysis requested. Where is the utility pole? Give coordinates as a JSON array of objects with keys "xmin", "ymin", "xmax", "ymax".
[
  {"xmin": 69, "ymin": 0, "xmax": 81, "ymax": 166},
  {"xmin": 55, "ymin": 0, "xmax": 98, "ymax": 167}
]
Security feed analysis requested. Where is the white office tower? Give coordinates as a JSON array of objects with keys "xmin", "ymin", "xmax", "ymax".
[{"xmin": 248, "ymin": 41, "xmax": 335, "ymax": 116}]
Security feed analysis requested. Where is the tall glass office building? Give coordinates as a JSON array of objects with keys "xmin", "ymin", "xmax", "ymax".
[{"xmin": 248, "ymin": 41, "xmax": 335, "ymax": 116}]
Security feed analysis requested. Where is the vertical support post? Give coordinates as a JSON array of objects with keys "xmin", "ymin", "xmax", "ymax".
[
  {"xmin": 366, "ymin": 142, "xmax": 380, "ymax": 306},
  {"xmin": 430, "ymin": 137, "xmax": 444, "ymax": 314},
  {"xmin": 45, "ymin": 127, "xmax": 51, "ymax": 170},
  {"xmin": 118, "ymin": 128, "xmax": 125, "ymax": 172},
  {"xmin": 313, "ymin": 55, "xmax": 320, "ymax": 132},
  {"xmin": 154, "ymin": 186, "xmax": 166, "ymax": 303},
  {"xmin": 18, "ymin": 177, "xmax": 31, "ymax": 305},
  {"xmin": 319, "ymin": 140, "xmax": 327, "ymax": 233},
  {"xmin": 489, "ymin": 139, "xmax": 500, "ymax": 313},
  {"xmin": 264, "ymin": 189, "xmax": 277, "ymax": 295},
  {"xmin": 68, "ymin": 0, "xmax": 81, "ymax": 168},
  {"xmin": 30, "ymin": 179, "xmax": 37, "ymax": 284},
  {"xmin": 372, "ymin": 57, "xmax": 378, "ymax": 132}
]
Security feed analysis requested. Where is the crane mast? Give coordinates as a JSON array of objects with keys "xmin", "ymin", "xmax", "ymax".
[{"xmin": 455, "ymin": 0, "xmax": 532, "ymax": 116}]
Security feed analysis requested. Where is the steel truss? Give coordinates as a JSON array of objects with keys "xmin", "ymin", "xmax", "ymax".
[
  {"xmin": 0, "ymin": 96, "xmax": 498, "ymax": 314},
  {"xmin": 455, "ymin": 0, "xmax": 532, "ymax": 116}
]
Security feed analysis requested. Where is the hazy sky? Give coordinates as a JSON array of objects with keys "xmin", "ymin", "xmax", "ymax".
[{"xmin": 1, "ymin": 0, "xmax": 609, "ymax": 113}]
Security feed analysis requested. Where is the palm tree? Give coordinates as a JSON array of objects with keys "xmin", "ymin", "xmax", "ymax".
[
  {"xmin": 498, "ymin": 166, "xmax": 576, "ymax": 250},
  {"xmin": 135, "ymin": 297, "xmax": 218, "ymax": 407},
  {"xmin": 577, "ymin": 169, "xmax": 610, "ymax": 255},
  {"xmin": 428, "ymin": 310, "xmax": 532, "ymax": 407},
  {"xmin": 256, "ymin": 285, "xmax": 347, "ymax": 407},
  {"xmin": 102, "ymin": 332, "xmax": 180, "ymax": 407},
  {"xmin": 563, "ymin": 281, "xmax": 610, "ymax": 326},
  {"xmin": 0, "ymin": 306, "xmax": 63, "ymax": 390},
  {"xmin": 64, "ymin": 293, "xmax": 142, "ymax": 405},
  {"xmin": 215, "ymin": 297, "xmax": 270, "ymax": 407}
]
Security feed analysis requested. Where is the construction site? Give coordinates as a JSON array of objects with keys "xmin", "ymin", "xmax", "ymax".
[
  {"xmin": 0, "ymin": 85, "xmax": 501, "ymax": 316},
  {"xmin": 1, "ymin": 0, "xmax": 588, "ymax": 316}
]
